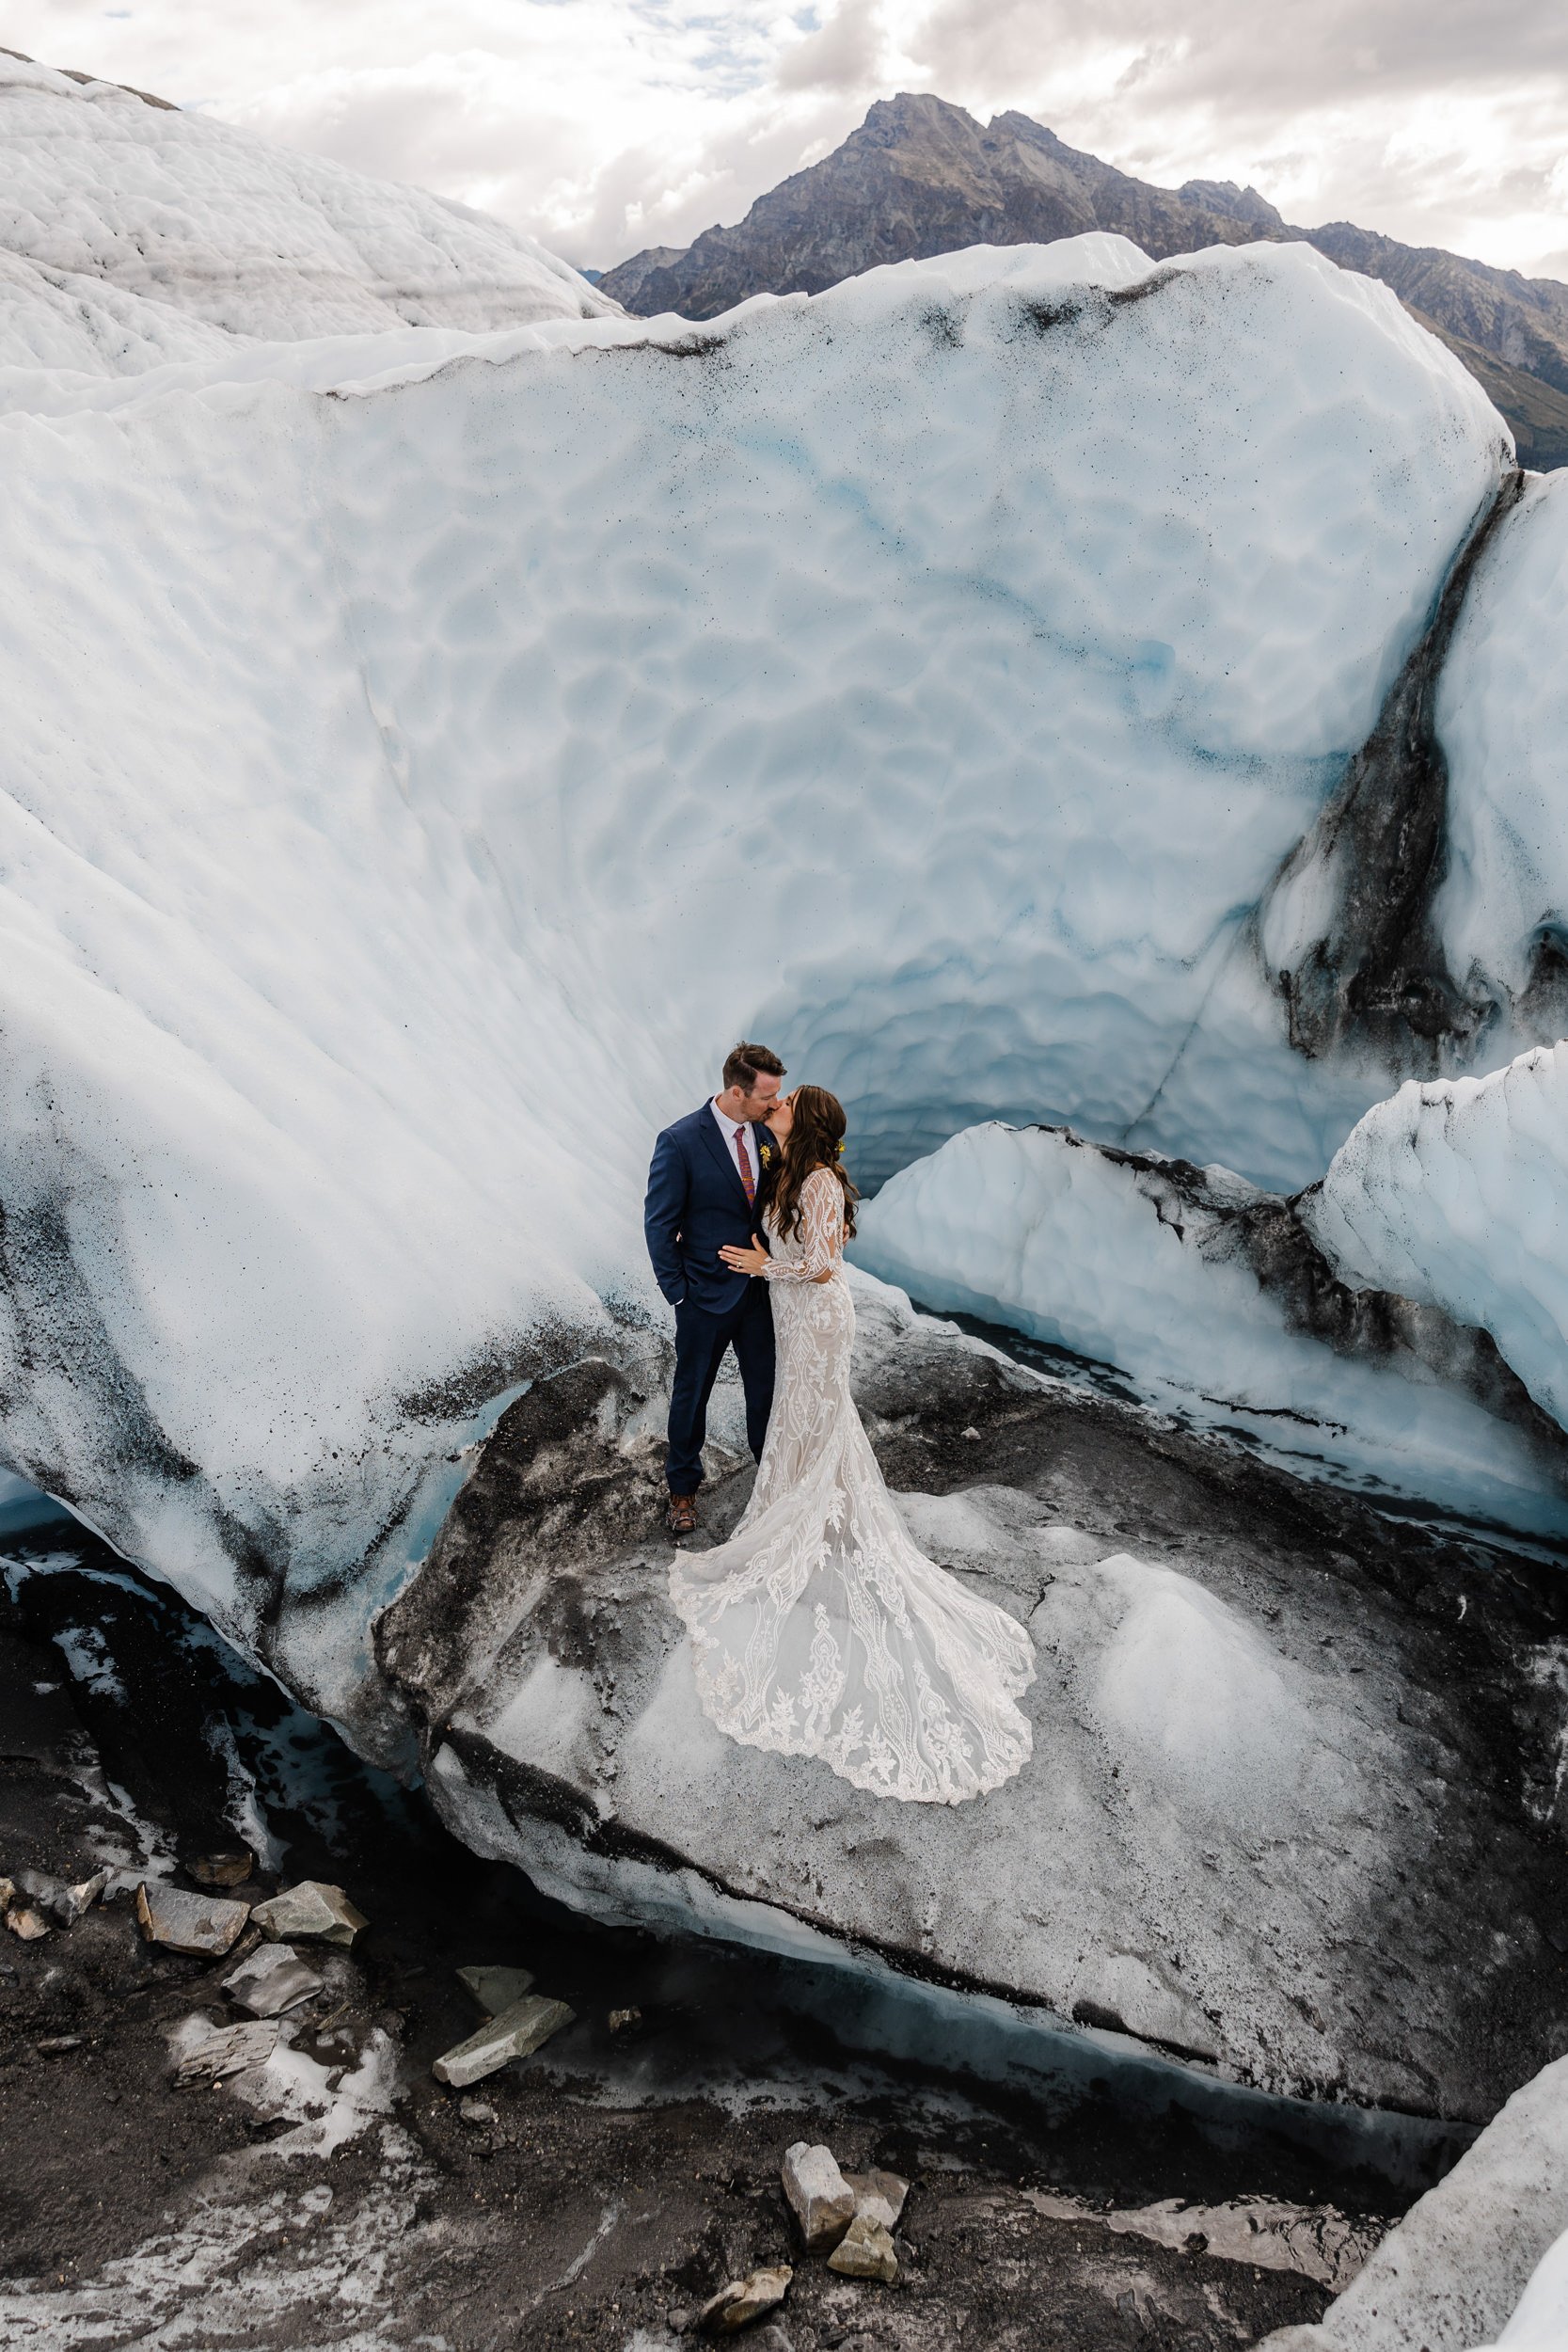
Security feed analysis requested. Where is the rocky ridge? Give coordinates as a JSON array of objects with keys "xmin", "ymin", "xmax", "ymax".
[{"xmin": 600, "ymin": 94, "xmax": 1568, "ymax": 469}]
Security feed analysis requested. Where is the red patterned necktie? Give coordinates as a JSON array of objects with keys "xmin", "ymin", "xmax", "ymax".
[{"xmin": 734, "ymin": 1125, "xmax": 756, "ymax": 1207}]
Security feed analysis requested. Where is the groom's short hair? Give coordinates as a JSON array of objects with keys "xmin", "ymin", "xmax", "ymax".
[{"xmin": 723, "ymin": 1041, "xmax": 785, "ymax": 1092}]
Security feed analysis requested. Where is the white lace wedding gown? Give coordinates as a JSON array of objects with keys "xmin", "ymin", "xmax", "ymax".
[{"xmin": 668, "ymin": 1168, "xmax": 1035, "ymax": 1804}]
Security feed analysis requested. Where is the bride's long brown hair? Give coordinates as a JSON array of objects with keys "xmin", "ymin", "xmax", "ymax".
[{"xmin": 769, "ymin": 1085, "xmax": 859, "ymax": 1242}]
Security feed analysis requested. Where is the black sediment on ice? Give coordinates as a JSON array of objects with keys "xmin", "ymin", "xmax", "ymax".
[{"xmin": 1268, "ymin": 466, "xmax": 1526, "ymax": 1070}]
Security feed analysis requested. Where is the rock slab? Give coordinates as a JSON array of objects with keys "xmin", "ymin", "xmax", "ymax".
[
  {"xmin": 432, "ymin": 1994, "xmax": 574, "ymax": 2087},
  {"xmin": 392, "ymin": 1285, "xmax": 1568, "ymax": 2123},
  {"xmin": 782, "ymin": 2141, "xmax": 857, "ymax": 2250},
  {"xmin": 828, "ymin": 2213, "xmax": 898, "ymax": 2281},
  {"xmin": 249, "ymin": 1881, "xmax": 366, "ymax": 1947},
  {"xmin": 455, "ymin": 1963, "xmax": 534, "ymax": 2015},
  {"xmin": 172, "ymin": 2018, "xmax": 278, "ymax": 2087},
  {"xmin": 845, "ymin": 2166, "xmax": 909, "ymax": 2232},
  {"xmin": 697, "ymin": 2266, "xmax": 792, "ymax": 2333},
  {"xmin": 190, "ymin": 1850, "xmax": 254, "ymax": 1888},
  {"xmin": 136, "ymin": 1881, "xmax": 249, "ymax": 1957},
  {"xmin": 223, "ymin": 1941, "xmax": 323, "ymax": 2018}
]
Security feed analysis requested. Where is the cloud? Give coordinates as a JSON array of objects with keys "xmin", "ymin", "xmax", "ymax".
[
  {"xmin": 5, "ymin": 0, "xmax": 1564, "ymax": 276},
  {"xmin": 775, "ymin": 0, "xmax": 893, "ymax": 93}
]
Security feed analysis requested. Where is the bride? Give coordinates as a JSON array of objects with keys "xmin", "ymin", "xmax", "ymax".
[{"xmin": 667, "ymin": 1085, "xmax": 1035, "ymax": 1804}]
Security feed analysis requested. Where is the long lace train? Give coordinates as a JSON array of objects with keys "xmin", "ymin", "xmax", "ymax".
[{"xmin": 669, "ymin": 1168, "xmax": 1034, "ymax": 1804}]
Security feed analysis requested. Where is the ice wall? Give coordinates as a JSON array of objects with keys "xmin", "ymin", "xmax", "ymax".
[{"xmin": 0, "ymin": 224, "xmax": 1519, "ymax": 1695}]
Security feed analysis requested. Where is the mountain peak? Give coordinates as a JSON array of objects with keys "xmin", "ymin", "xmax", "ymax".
[{"xmin": 598, "ymin": 92, "xmax": 1568, "ymax": 468}]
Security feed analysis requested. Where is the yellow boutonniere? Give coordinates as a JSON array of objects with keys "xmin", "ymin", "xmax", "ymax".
[{"xmin": 759, "ymin": 1141, "xmax": 773, "ymax": 1164}]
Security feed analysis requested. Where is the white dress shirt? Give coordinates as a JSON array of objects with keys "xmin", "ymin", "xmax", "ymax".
[{"xmin": 710, "ymin": 1098, "xmax": 760, "ymax": 1192}]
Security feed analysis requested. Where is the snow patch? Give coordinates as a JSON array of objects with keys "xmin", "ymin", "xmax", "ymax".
[{"xmin": 1091, "ymin": 1558, "xmax": 1310, "ymax": 1818}]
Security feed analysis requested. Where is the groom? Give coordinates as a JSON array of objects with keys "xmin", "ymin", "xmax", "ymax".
[{"xmin": 644, "ymin": 1042, "xmax": 785, "ymax": 1534}]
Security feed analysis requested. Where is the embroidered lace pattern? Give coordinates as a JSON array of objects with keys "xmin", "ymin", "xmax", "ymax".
[{"xmin": 668, "ymin": 1168, "xmax": 1035, "ymax": 1804}]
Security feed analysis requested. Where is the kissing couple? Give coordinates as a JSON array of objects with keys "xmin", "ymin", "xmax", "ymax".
[{"xmin": 644, "ymin": 1043, "xmax": 1034, "ymax": 1806}]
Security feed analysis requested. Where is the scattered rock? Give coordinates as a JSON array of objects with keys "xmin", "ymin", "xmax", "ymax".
[
  {"xmin": 58, "ymin": 1868, "xmax": 109, "ymax": 1923},
  {"xmin": 845, "ymin": 2166, "xmax": 909, "ymax": 2232},
  {"xmin": 189, "ymin": 1850, "xmax": 254, "ymax": 1888},
  {"xmin": 455, "ymin": 1963, "xmax": 534, "ymax": 2014},
  {"xmin": 172, "ymin": 2018, "xmax": 278, "ymax": 2088},
  {"xmin": 432, "ymin": 1994, "xmax": 575, "ymax": 2087},
  {"xmin": 17, "ymin": 1868, "xmax": 67, "ymax": 1918},
  {"xmin": 16, "ymin": 1866, "xmax": 108, "ymax": 1927},
  {"xmin": 608, "ymin": 2006, "xmax": 641, "ymax": 2033},
  {"xmin": 826, "ymin": 2213, "xmax": 898, "ymax": 2282},
  {"xmin": 36, "ymin": 2035, "xmax": 84, "ymax": 2055},
  {"xmin": 457, "ymin": 2097, "xmax": 497, "ymax": 2125},
  {"xmin": 5, "ymin": 1904, "xmax": 49, "ymax": 1942},
  {"xmin": 781, "ymin": 2142, "xmax": 856, "ymax": 2250},
  {"xmin": 136, "ymin": 1880, "xmax": 250, "ymax": 1958},
  {"xmin": 248, "ymin": 1881, "xmax": 366, "ymax": 1947},
  {"xmin": 223, "ymin": 1940, "xmax": 324, "ymax": 2018},
  {"xmin": 0, "ymin": 1877, "xmax": 13, "ymax": 1911},
  {"xmin": 697, "ymin": 2265, "xmax": 793, "ymax": 2332}
]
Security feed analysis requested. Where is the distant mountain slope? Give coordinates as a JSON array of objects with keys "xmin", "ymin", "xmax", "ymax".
[
  {"xmin": 0, "ymin": 48, "xmax": 612, "ymax": 380},
  {"xmin": 601, "ymin": 94, "xmax": 1568, "ymax": 469}
]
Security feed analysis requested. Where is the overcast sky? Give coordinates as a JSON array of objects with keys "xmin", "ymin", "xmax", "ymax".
[{"xmin": 10, "ymin": 0, "xmax": 1568, "ymax": 278}]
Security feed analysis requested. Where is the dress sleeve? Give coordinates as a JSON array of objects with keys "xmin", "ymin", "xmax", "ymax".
[{"xmin": 762, "ymin": 1168, "xmax": 843, "ymax": 1281}]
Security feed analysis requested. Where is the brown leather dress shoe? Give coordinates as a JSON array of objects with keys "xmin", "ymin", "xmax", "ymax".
[{"xmin": 666, "ymin": 1493, "xmax": 698, "ymax": 1535}]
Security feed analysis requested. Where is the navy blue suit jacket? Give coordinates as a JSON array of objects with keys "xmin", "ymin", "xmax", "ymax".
[{"xmin": 644, "ymin": 1104, "xmax": 771, "ymax": 1313}]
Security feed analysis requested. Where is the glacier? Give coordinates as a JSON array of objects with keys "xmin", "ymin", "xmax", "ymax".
[
  {"xmin": 6, "ymin": 63, "xmax": 1568, "ymax": 2147},
  {"xmin": 0, "ymin": 199, "xmax": 1529, "ymax": 1708}
]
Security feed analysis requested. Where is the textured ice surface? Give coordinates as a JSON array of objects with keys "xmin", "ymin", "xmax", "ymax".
[
  {"xmin": 856, "ymin": 1120, "xmax": 1566, "ymax": 1526},
  {"xmin": 1261, "ymin": 2053, "xmax": 1568, "ymax": 2352},
  {"xmin": 1434, "ymin": 471, "xmax": 1568, "ymax": 1030},
  {"xmin": 0, "ymin": 203, "xmax": 1515, "ymax": 1695},
  {"xmin": 1480, "ymin": 2227, "xmax": 1568, "ymax": 2349},
  {"xmin": 0, "ymin": 51, "xmax": 610, "ymax": 389},
  {"xmin": 1309, "ymin": 1043, "xmax": 1568, "ymax": 1433}
]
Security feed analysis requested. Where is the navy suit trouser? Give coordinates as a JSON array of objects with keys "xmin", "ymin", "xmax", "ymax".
[{"xmin": 666, "ymin": 1280, "xmax": 775, "ymax": 1495}]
